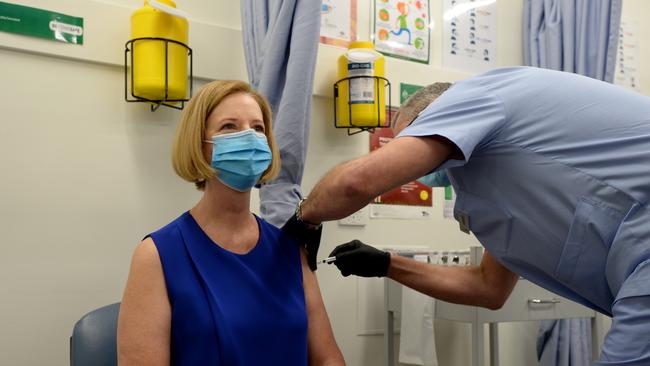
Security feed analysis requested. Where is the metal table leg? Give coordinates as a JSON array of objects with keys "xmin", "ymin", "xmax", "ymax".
[
  {"xmin": 489, "ymin": 323, "xmax": 499, "ymax": 366},
  {"xmin": 385, "ymin": 278, "xmax": 394, "ymax": 366},
  {"xmin": 472, "ymin": 321, "xmax": 485, "ymax": 366}
]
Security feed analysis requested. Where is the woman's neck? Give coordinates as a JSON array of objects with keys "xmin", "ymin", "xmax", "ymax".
[{"xmin": 190, "ymin": 180, "xmax": 253, "ymax": 229}]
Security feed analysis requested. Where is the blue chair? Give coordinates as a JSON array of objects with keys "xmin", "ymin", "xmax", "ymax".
[{"xmin": 70, "ymin": 303, "xmax": 120, "ymax": 366}]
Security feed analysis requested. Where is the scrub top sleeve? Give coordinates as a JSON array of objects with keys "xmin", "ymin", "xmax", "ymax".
[{"xmin": 396, "ymin": 79, "xmax": 506, "ymax": 171}]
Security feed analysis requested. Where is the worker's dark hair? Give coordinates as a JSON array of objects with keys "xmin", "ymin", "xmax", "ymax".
[{"xmin": 393, "ymin": 82, "xmax": 452, "ymax": 127}]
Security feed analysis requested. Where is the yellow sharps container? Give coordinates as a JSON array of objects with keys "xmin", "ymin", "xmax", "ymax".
[
  {"xmin": 131, "ymin": 0, "xmax": 188, "ymax": 101},
  {"xmin": 336, "ymin": 41, "xmax": 386, "ymax": 127}
]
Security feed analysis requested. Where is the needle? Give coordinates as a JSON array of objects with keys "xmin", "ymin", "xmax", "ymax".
[{"xmin": 318, "ymin": 256, "xmax": 337, "ymax": 265}]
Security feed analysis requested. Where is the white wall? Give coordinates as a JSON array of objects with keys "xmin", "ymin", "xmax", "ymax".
[
  {"xmin": 0, "ymin": 1, "xmax": 211, "ymax": 365},
  {"xmin": 4, "ymin": 0, "xmax": 645, "ymax": 365}
]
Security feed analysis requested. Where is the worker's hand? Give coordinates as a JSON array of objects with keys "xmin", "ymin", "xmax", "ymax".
[
  {"xmin": 282, "ymin": 211, "xmax": 322, "ymax": 271},
  {"xmin": 329, "ymin": 240, "xmax": 391, "ymax": 277}
]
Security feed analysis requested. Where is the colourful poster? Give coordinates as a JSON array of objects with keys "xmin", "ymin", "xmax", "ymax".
[
  {"xmin": 373, "ymin": 0, "xmax": 430, "ymax": 64},
  {"xmin": 320, "ymin": 0, "xmax": 357, "ymax": 47},
  {"xmin": 442, "ymin": 0, "xmax": 496, "ymax": 73},
  {"xmin": 369, "ymin": 118, "xmax": 433, "ymax": 219}
]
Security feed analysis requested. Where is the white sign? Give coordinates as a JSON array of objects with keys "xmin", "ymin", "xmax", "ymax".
[
  {"xmin": 320, "ymin": 0, "xmax": 357, "ymax": 47},
  {"xmin": 370, "ymin": 204, "xmax": 433, "ymax": 220},
  {"xmin": 443, "ymin": 186, "xmax": 456, "ymax": 219},
  {"xmin": 442, "ymin": 0, "xmax": 497, "ymax": 73},
  {"xmin": 614, "ymin": 20, "xmax": 640, "ymax": 92}
]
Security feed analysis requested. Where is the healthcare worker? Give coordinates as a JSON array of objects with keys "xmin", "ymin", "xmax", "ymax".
[{"xmin": 283, "ymin": 67, "xmax": 650, "ymax": 365}]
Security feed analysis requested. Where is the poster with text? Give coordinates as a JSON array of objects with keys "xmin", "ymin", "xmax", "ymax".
[
  {"xmin": 442, "ymin": 0, "xmax": 496, "ymax": 74},
  {"xmin": 369, "ymin": 116, "xmax": 434, "ymax": 219},
  {"xmin": 614, "ymin": 20, "xmax": 641, "ymax": 92},
  {"xmin": 373, "ymin": 0, "xmax": 430, "ymax": 64},
  {"xmin": 320, "ymin": 0, "xmax": 357, "ymax": 47}
]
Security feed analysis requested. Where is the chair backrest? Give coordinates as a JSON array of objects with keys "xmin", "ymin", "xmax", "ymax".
[{"xmin": 70, "ymin": 303, "xmax": 120, "ymax": 366}]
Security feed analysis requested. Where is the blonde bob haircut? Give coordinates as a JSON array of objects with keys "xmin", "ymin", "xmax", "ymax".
[{"xmin": 172, "ymin": 80, "xmax": 281, "ymax": 190}]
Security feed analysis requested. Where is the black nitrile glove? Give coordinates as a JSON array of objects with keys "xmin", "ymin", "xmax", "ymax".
[
  {"xmin": 282, "ymin": 211, "xmax": 322, "ymax": 271},
  {"xmin": 329, "ymin": 240, "xmax": 391, "ymax": 277}
]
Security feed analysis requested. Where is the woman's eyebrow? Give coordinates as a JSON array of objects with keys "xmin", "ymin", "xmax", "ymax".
[{"xmin": 216, "ymin": 117, "xmax": 238, "ymax": 122}]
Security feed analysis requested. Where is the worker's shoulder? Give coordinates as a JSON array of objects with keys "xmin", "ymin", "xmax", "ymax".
[
  {"xmin": 476, "ymin": 66, "xmax": 562, "ymax": 79},
  {"xmin": 443, "ymin": 67, "xmax": 535, "ymax": 101},
  {"xmin": 468, "ymin": 66, "xmax": 541, "ymax": 84}
]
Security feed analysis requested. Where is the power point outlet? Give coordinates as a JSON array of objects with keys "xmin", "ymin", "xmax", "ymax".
[{"xmin": 338, "ymin": 207, "xmax": 368, "ymax": 226}]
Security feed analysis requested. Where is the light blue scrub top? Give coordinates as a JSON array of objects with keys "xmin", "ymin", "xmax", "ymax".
[{"xmin": 398, "ymin": 67, "xmax": 650, "ymax": 316}]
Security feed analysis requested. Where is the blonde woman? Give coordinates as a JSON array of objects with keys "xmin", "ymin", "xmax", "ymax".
[{"xmin": 117, "ymin": 80, "xmax": 345, "ymax": 365}]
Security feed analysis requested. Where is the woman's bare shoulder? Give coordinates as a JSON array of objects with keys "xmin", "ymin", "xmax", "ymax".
[{"xmin": 127, "ymin": 237, "xmax": 164, "ymax": 280}]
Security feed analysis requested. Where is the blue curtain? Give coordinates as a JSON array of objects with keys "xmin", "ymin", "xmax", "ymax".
[
  {"xmin": 524, "ymin": 0, "xmax": 622, "ymax": 365},
  {"xmin": 537, "ymin": 318, "xmax": 593, "ymax": 366},
  {"xmin": 241, "ymin": 0, "xmax": 321, "ymax": 226},
  {"xmin": 524, "ymin": 0, "xmax": 622, "ymax": 82}
]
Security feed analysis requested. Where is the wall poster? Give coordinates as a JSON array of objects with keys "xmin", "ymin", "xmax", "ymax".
[
  {"xmin": 373, "ymin": 0, "xmax": 431, "ymax": 64},
  {"xmin": 442, "ymin": 0, "xmax": 496, "ymax": 73},
  {"xmin": 320, "ymin": 0, "xmax": 357, "ymax": 47}
]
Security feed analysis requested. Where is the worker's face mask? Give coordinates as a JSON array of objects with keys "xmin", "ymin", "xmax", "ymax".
[
  {"xmin": 417, "ymin": 170, "xmax": 451, "ymax": 187},
  {"xmin": 205, "ymin": 129, "xmax": 272, "ymax": 192}
]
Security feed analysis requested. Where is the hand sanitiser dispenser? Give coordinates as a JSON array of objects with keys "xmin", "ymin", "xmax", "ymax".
[
  {"xmin": 334, "ymin": 41, "xmax": 391, "ymax": 134},
  {"xmin": 125, "ymin": 0, "xmax": 193, "ymax": 111}
]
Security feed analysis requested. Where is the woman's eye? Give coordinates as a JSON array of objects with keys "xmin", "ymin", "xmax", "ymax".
[
  {"xmin": 220, "ymin": 123, "xmax": 237, "ymax": 130},
  {"xmin": 253, "ymin": 125, "xmax": 265, "ymax": 133}
]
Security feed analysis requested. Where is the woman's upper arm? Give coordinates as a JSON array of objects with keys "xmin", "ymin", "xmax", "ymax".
[
  {"xmin": 300, "ymin": 249, "xmax": 346, "ymax": 366},
  {"xmin": 117, "ymin": 237, "xmax": 171, "ymax": 366}
]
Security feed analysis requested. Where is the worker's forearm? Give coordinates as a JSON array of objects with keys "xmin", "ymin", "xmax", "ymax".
[
  {"xmin": 387, "ymin": 254, "xmax": 504, "ymax": 310},
  {"xmin": 301, "ymin": 161, "xmax": 373, "ymax": 224}
]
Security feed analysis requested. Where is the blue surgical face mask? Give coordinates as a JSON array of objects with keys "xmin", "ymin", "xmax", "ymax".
[
  {"xmin": 417, "ymin": 170, "xmax": 451, "ymax": 187},
  {"xmin": 205, "ymin": 129, "xmax": 272, "ymax": 192}
]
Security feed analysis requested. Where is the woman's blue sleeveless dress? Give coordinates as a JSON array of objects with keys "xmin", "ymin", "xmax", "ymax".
[{"xmin": 147, "ymin": 211, "xmax": 308, "ymax": 365}]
